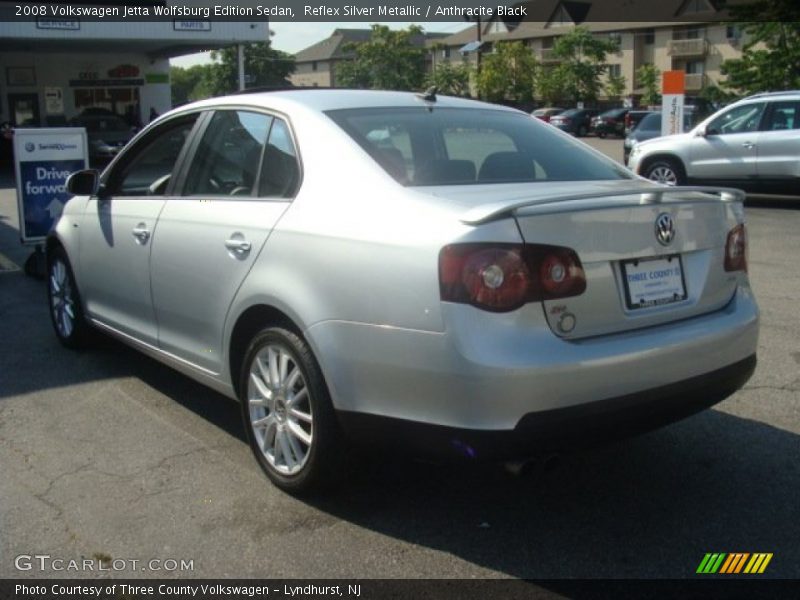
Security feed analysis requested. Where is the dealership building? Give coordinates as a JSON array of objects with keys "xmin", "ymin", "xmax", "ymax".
[{"xmin": 0, "ymin": 18, "xmax": 269, "ymax": 129}]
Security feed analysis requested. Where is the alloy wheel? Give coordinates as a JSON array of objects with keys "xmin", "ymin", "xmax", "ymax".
[
  {"xmin": 247, "ymin": 344, "xmax": 314, "ymax": 475},
  {"xmin": 647, "ymin": 165, "xmax": 678, "ymax": 186},
  {"xmin": 50, "ymin": 258, "xmax": 76, "ymax": 339}
]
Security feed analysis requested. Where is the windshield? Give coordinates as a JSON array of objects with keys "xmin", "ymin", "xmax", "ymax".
[{"xmin": 326, "ymin": 107, "xmax": 631, "ymax": 186}]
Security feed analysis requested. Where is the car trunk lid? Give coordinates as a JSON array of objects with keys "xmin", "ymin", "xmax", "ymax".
[{"xmin": 451, "ymin": 181, "xmax": 746, "ymax": 339}]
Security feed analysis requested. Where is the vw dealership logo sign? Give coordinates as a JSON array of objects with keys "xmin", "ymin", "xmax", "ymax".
[
  {"xmin": 655, "ymin": 213, "xmax": 675, "ymax": 246},
  {"xmin": 24, "ymin": 142, "xmax": 35, "ymax": 152}
]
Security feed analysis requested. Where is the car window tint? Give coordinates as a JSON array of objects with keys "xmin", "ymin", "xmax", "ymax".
[
  {"xmin": 765, "ymin": 102, "xmax": 799, "ymax": 131},
  {"xmin": 109, "ymin": 115, "xmax": 197, "ymax": 197},
  {"xmin": 708, "ymin": 103, "xmax": 765, "ymax": 135},
  {"xmin": 327, "ymin": 107, "xmax": 632, "ymax": 186},
  {"xmin": 184, "ymin": 110, "xmax": 272, "ymax": 197},
  {"xmin": 259, "ymin": 119, "xmax": 300, "ymax": 198}
]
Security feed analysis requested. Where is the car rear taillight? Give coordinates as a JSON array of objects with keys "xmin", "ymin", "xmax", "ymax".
[
  {"xmin": 439, "ymin": 243, "xmax": 586, "ymax": 312},
  {"xmin": 724, "ymin": 224, "xmax": 747, "ymax": 272}
]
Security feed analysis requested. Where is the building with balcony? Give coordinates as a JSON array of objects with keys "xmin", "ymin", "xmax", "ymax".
[
  {"xmin": 427, "ymin": 0, "xmax": 748, "ymax": 104},
  {"xmin": 291, "ymin": 28, "xmax": 449, "ymax": 89}
]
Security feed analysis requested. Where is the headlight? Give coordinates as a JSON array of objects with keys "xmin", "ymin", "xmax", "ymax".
[{"xmin": 629, "ymin": 143, "xmax": 641, "ymax": 157}]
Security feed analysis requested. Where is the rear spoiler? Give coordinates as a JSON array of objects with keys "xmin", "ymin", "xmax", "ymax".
[{"xmin": 460, "ymin": 186, "xmax": 746, "ymax": 225}]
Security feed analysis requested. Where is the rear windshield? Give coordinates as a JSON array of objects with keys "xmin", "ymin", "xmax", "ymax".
[
  {"xmin": 637, "ymin": 113, "xmax": 662, "ymax": 131},
  {"xmin": 326, "ymin": 107, "xmax": 632, "ymax": 186}
]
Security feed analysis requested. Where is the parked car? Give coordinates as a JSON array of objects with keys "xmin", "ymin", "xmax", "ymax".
[
  {"xmin": 69, "ymin": 112, "xmax": 135, "ymax": 163},
  {"xmin": 591, "ymin": 108, "xmax": 629, "ymax": 138},
  {"xmin": 628, "ymin": 90, "xmax": 800, "ymax": 190},
  {"xmin": 50, "ymin": 90, "xmax": 759, "ymax": 493},
  {"xmin": 624, "ymin": 112, "xmax": 699, "ymax": 164},
  {"xmin": 531, "ymin": 107, "xmax": 564, "ymax": 123},
  {"xmin": 624, "ymin": 112, "xmax": 663, "ymax": 164},
  {"xmin": 549, "ymin": 108, "xmax": 600, "ymax": 136},
  {"xmin": 624, "ymin": 110, "xmax": 654, "ymax": 135}
]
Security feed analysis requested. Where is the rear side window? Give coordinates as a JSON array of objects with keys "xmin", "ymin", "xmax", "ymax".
[
  {"xmin": 327, "ymin": 107, "xmax": 631, "ymax": 186},
  {"xmin": 184, "ymin": 110, "xmax": 272, "ymax": 197},
  {"xmin": 260, "ymin": 119, "xmax": 300, "ymax": 198},
  {"xmin": 764, "ymin": 102, "xmax": 799, "ymax": 131}
]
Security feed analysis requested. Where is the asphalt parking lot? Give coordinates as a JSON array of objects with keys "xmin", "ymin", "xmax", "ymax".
[{"xmin": 1, "ymin": 140, "xmax": 799, "ymax": 580}]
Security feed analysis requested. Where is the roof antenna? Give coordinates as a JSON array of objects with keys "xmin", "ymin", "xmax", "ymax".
[{"xmin": 416, "ymin": 86, "xmax": 438, "ymax": 103}]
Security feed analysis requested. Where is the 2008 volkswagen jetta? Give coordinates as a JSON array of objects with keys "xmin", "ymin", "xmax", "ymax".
[{"xmin": 47, "ymin": 90, "xmax": 759, "ymax": 493}]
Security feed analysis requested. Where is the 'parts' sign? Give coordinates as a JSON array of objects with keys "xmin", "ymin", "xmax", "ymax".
[{"xmin": 13, "ymin": 128, "xmax": 88, "ymax": 244}]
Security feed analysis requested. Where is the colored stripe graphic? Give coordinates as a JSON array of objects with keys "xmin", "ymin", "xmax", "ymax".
[
  {"xmin": 697, "ymin": 553, "xmax": 727, "ymax": 573},
  {"xmin": 744, "ymin": 553, "xmax": 773, "ymax": 574},
  {"xmin": 699, "ymin": 553, "xmax": 773, "ymax": 574},
  {"xmin": 720, "ymin": 553, "xmax": 749, "ymax": 573}
]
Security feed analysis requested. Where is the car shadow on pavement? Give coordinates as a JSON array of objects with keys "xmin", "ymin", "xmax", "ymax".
[
  {"xmin": 83, "ymin": 331, "xmax": 800, "ymax": 579},
  {"xmin": 303, "ymin": 409, "xmax": 800, "ymax": 579},
  {"xmin": 2, "ymin": 275, "xmax": 798, "ymax": 579}
]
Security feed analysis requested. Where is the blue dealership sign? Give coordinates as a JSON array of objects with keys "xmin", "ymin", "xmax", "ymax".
[{"xmin": 13, "ymin": 128, "xmax": 88, "ymax": 244}]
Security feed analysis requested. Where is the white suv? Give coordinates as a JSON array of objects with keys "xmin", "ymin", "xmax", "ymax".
[{"xmin": 628, "ymin": 91, "xmax": 800, "ymax": 192}]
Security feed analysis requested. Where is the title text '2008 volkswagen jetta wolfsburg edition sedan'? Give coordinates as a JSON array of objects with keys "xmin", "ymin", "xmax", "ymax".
[{"xmin": 48, "ymin": 90, "xmax": 759, "ymax": 493}]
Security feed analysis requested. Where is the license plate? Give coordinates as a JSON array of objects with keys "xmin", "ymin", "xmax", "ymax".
[{"xmin": 621, "ymin": 255, "xmax": 687, "ymax": 309}]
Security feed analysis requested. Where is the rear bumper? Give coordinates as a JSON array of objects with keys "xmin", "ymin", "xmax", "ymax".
[{"xmin": 338, "ymin": 353, "xmax": 756, "ymax": 460}]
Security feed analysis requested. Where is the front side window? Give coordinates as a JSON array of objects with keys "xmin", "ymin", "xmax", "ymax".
[
  {"xmin": 107, "ymin": 114, "xmax": 198, "ymax": 197},
  {"xmin": 327, "ymin": 107, "xmax": 632, "ymax": 186},
  {"xmin": 707, "ymin": 103, "xmax": 766, "ymax": 136},
  {"xmin": 185, "ymin": 110, "xmax": 273, "ymax": 197}
]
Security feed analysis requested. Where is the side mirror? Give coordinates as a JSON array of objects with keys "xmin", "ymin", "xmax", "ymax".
[
  {"xmin": 694, "ymin": 126, "xmax": 707, "ymax": 138},
  {"xmin": 66, "ymin": 169, "xmax": 99, "ymax": 196}
]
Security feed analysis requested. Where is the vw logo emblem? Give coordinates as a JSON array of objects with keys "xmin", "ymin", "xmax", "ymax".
[
  {"xmin": 655, "ymin": 213, "xmax": 675, "ymax": 246},
  {"xmin": 24, "ymin": 142, "xmax": 35, "ymax": 152}
]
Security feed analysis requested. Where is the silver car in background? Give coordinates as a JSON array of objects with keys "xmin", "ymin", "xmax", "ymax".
[
  {"xmin": 628, "ymin": 90, "xmax": 800, "ymax": 190},
  {"xmin": 48, "ymin": 90, "xmax": 758, "ymax": 493}
]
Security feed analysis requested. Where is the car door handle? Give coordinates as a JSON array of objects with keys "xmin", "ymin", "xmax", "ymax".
[
  {"xmin": 742, "ymin": 141, "xmax": 756, "ymax": 149},
  {"xmin": 132, "ymin": 224, "xmax": 150, "ymax": 243},
  {"xmin": 225, "ymin": 238, "xmax": 251, "ymax": 253}
]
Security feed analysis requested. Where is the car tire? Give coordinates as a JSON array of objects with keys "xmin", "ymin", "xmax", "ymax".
[
  {"xmin": 240, "ymin": 326, "xmax": 346, "ymax": 494},
  {"xmin": 47, "ymin": 247, "xmax": 92, "ymax": 349},
  {"xmin": 643, "ymin": 158, "xmax": 686, "ymax": 186},
  {"xmin": 597, "ymin": 131, "xmax": 606, "ymax": 139}
]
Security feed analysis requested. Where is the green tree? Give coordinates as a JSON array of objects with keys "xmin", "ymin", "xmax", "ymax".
[
  {"xmin": 206, "ymin": 41, "xmax": 295, "ymax": 96},
  {"xmin": 425, "ymin": 62, "xmax": 472, "ymax": 97},
  {"xmin": 170, "ymin": 64, "xmax": 215, "ymax": 105},
  {"xmin": 605, "ymin": 72, "xmax": 627, "ymax": 103},
  {"xmin": 476, "ymin": 41, "xmax": 538, "ymax": 104},
  {"xmin": 535, "ymin": 66, "xmax": 566, "ymax": 105},
  {"xmin": 551, "ymin": 27, "xmax": 619, "ymax": 104},
  {"xmin": 336, "ymin": 25, "xmax": 428, "ymax": 91},
  {"xmin": 637, "ymin": 64, "xmax": 661, "ymax": 107},
  {"xmin": 720, "ymin": 1, "xmax": 800, "ymax": 93}
]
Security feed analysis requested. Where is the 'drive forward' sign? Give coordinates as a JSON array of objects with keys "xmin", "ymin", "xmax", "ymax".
[{"xmin": 13, "ymin": 128, "xmax": 88, "ymax": 244}]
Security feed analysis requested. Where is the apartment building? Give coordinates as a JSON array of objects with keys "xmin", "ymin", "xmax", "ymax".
[
  {"xmin": 291, "ymin": 28, "xmax": 449, "ymax": 88},
  {"xmin": 430, "ymin": 0, "xmax": 746, "ymax": 101}
]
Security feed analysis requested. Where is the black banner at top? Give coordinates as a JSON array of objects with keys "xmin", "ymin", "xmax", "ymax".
[{"xmin": 0, "ymin": 0, "xmax": 784, "ymax": 22}]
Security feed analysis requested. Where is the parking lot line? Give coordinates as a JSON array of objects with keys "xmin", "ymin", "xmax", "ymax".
[{"xmin": 0, "ymin": 251, "xmax": 20, "ymax": 272}]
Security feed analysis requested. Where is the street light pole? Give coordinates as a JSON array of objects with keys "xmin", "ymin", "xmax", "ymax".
[{"xmin": 238, "ymin": 44, "xmax": 246, "ymax": 91}]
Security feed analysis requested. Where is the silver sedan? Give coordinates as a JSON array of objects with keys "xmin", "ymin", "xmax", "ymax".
[{"xmin": 48, "ymin": 90, "xmax": 759, "ymax": 493}]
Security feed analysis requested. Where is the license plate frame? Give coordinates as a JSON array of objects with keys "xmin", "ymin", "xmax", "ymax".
[{"xmin": 621, "ymin": 254, "xmax": 687, "ymax": 310}]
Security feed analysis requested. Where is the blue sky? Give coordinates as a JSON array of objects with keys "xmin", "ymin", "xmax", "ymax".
[{"xmin": 170, "ymin": 21, "xmax": 466, "ymax": 67}]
